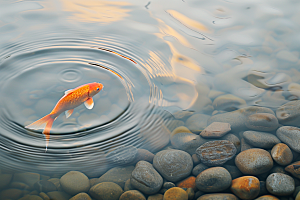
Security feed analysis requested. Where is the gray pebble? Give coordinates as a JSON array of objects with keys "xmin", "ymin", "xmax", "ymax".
[
  {"xmin": 276, "ymin": 126, "xmax": 300, "ymax": 153},
  {"xmin": 106, "ymin": 145, "xmax": 138, "ymax": 166},
  {"xmin": 276, "ymin": 100, "xmax": 300, "ymax": 126},
  {"xmin": 34, "ymin": 180, "xmax": 57, "ymax": 193},
  {"xmin": 163, "ymin": 182, "xmax": 175, "ymax": 189},
  {"xmin": 153, "ymin": 150, "xmax": 193, "ymax": 182},
  {"xmin": 220, "ymin": 134, "xmax": 241, "ymax": 153},
  {"xmin": 246, "ymin": 113, "xmax": 279, "ymax": 131},
  {"xmin": 240, "ymin": 138, "xmax": 253, "ymax": 151},
  {"xmin": 124, "ymin": 179, "xmax": 135, "ymax": 192},
  {"xmin": 192, "ymin": 164, "xmax": 208, "ymax": 176},
  {"xmin": 130, "ymin": 161, "xmax": 163, "ymax": 195},
  {"xmin": 271, "ymin": 143, "xmax": 293, "ymax": 166},
  {"xmin": 243, "ymin": 131, "xmax": 281, "ymax": 149},
  {"xmin": 266, "ymin": 173, "xmax": 295, "ymax": 196},
  {"xmin": 195, "ymin": 167, "xmax": 232, "ymax": 192},
  {"xmin": 60, "ymin": 171, "xmax": 90, "ymax": 196},
  {"xmin": 171, "ymin": 133, "xmax": 207, "ymax": 155},
  {"xmin": 197, "ymin": 193, "xmax": 238, "ymax": 200},
  {"xmin": 223, "ymin": 165, "xmax": 243, "ymax": 180}
]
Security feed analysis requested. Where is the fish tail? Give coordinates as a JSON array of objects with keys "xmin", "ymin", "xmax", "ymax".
[{"xmin": 25, "ymin": 114, "xmax": 55, "ymax": 151}]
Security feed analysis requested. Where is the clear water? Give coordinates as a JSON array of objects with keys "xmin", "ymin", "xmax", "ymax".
[{"xmin": 0, "ymin": 0, "xmax": 299, "ymax": 195}]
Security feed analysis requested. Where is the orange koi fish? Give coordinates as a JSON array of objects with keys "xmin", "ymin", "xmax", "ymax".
[{"xmin": 25, "ymin": 82, "xmax": 104, "ymax": 151}]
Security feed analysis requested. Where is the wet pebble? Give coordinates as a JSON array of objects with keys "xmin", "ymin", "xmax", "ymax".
[
  {"xmin": 212, "ymin": 94, "xmax": 246, "ymax": 111},
  {"xmin": 34, "ymin": 180, "xmax": 57, "ymax": 192},
  {"xmin": 255, "ymin": 195, "xmax": 279, "ymax": 200},
  {"xmin": 235, "ymin": 148, "xmax": 273, "ymax": 175},
  {"xmin": 231, "ymin": 176, "xmax": 260, "ymax": 199},
  {"xmin": 130, "ymin": 161, "xmax": 163, "ymax": 195},
  {"xmin": 285, "ymin": 161, "xmax": 300, "ymax": 179},
  {"xmin": 191, "ymin": 154, "xmax": 200, "ymax": 165},
  {"xmin": 97, "ymin": 166, "xmax": 134, "ymax": 188},
  {"xmin": 223, "ymin": 165, "xmax": 243, "ymax": 180},
  {"xmin": 200, "ymin": 122, "xmax": 231, "ymax": 138},
  {"xmin": 196, "ymin": 167, "xmax": 232, "ymax": 192},
  {"xmin": 276, "ymin": 126, "xmax": 300, "ymax": 152},
  {"xmin": 124, "ymin": 179, "xmax": 134, "ymax": 191},
  {"xmin": 163, "ymin": 187, "xmax": 188, "ymax": 200},
  {"xmin": 171, "ymin": 132, "xmax": 207, "ymax": 155},
  {"xmin": 171, "ymin": 126, "xmax": 192, "ymax": 137},
  {"xmin": 0, "ymin": 188, "xmax": 23, "ymax": 200},
  {"xmin": 176, "ymin": 176, "xmax": 196, "ymax": 191},
  {"xmin": 47, "ymin": 191, "xmax": 71, "ymax": 200},
  {"xmin": 10, "ymin": 182, "xmax": 30, "ymax": 190},
  {"xmin": 19, "ymin": 195, "xmax": 43, "ymax": 200},
  {"xmin": 271, "ymin": 143, "xmax": 293, "ymax": 165},
  {"xmin": 276, "ymin": 100, "xmax": 300, "ymax": 126},
  {"xmin": 60, "ymin": 171, "xmax": 90, "ymax": 195},
  {"xmin": 148, "ymin": 194, "xmax": 164, "ymax": 200},
  {"xmin": 219, "ymin": 133, "xmax": 241, "ymax": 153},
  {"xmin": 106, "ymin": 145, "xmax": 138, "ymax": 166},
  {"xmin": 163, "ymin": 182, "xmax": 175, "ymax": 189},
  {"xmin": 245, "ymin": 113, "xmax": 279, "ymax": 131},
  {"xmin": 185, "ymin": 114, "xmax": 210, "ymax": 133},
  {"xmin": 240, "ymin": 138, "xmax": 253, "ymax": 151},
  {"xmin": 243, "ymin": 131, "xmax": 281, "ymax": 149},
  {"xmin": 131, "ymin": 149, "xmax": 155, "ymax": 164},
  {"xmin": 153, "ymin": 150, "xmax": 193, "ymax": 182},
  {"xmin": 192, "ymin": 163, "xmax": 208, "ymax": 176},
  {"xmin": 197, "ymin": 193, "xmax": 238, "ymax": 200},
  {"xmin": 195, "ymin": 140, "xmax": 236, "ymax": 166},
  {"xmin": 89, "ymin": 182, "xmax": 123, "ymax": 200},
  {"xmin": 119, "ymin": 190, "xmax": 146, "ymax": 200},
  {"xmin": 266, "ymin": 173, "xmax": 295, "ymax": 196},
  {"xmin": 13, "ymin": 172, "xmax": 40, "ymax": 189},
  {"xmin": 69, "ymin": 192, "xmax": 92, "ymax": 200}
]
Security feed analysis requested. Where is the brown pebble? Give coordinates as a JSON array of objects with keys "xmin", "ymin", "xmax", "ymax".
[
  {"xmin": 176, "ymin": 176, "xmax": 197, "ymax": 191},
  {"xmin": 163, "ymin": 187, "xmax": 188, "ymax": 200},
  {"xmin": 69, "ymin": 192, "xmax": 92, "ymax": 200},
  {"xmin": 148, "ymin": 194, "xmax": 164, "ymax": 200},
  {"xmin": 192, "ymin": 154, "xmax": 200, "ymax": 165},
  {"xmin": 197, "ymin": 193, "xmax": 238, "ymax": 200},
  {"xmin": 200, "ymin": 122, "xmax": 231, "ymax": 138},
  {"xmin": 39, "ymin": 192, "xmax": 50, "ymax": 200},
  {"xmin": 285, "ymin": 161, "xmax": 300, "ymax": 179},
  {"xmin": 119, "ymin": 190, "xmax": 146, "ymax": 200},
  {"xmin": 231, "ymin": 176, "xmax": 260, "ymax": 200},
  {"xmin": 271, "ymin": 143, "xmax": 293, "ymax": 166},
  {"xmin": 255, "ymin": 195, "xmax": 279, "ymax": 200}
]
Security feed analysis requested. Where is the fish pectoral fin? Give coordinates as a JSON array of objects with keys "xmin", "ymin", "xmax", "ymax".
[
  {"xmin": 84, "ymin": 98, "xmax": 94, "ymax": 109},
  {"xmin": 64, "ymin": 89, "xmax": 74, "ymax": 95},
  {"xmin": 65, "ymin": 109, "xmax": 74, "ymax": 118}
]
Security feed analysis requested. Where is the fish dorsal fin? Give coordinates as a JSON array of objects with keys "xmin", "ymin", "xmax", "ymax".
[
  {"xmin": 65, "ymin": 109, "xmax": 74, "ymax": 118},
  {"xmin": 84, "ymin": 98, "xmax": 94, "ymax": 109},
  {"xmin": 64, "ymin": 89, "xmax": 74, "ymax": 95}
]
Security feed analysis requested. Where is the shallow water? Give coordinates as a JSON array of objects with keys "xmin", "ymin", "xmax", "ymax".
[{"xmin": 0, "ymin": 0, "xmax": 300, "ymax": 198}]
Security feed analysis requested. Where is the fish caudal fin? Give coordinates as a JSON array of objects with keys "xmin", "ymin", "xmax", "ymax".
[{"xmin": 25, "ymin": 114, "xmax": 55, "ymax": 151}]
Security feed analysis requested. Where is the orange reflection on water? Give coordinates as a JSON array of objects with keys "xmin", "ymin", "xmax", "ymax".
[{"xmin": 62, "ymin": 0, "xmax": 130, "ymax": 23}]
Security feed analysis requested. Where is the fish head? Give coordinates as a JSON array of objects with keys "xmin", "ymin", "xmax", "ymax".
[{"xmin": 88, "ymin": 82, "xmax": 103, "ymax": 97}]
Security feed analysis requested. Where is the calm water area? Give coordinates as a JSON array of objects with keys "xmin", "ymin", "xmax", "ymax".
[{"xmin": 0, "ymin": 0, "xmax": 300, "ymax": 199}]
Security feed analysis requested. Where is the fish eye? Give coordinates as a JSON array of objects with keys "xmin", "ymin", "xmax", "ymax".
[{"xmin": 97, "ymin": 88, "xmax": 99, "ymax": 91}]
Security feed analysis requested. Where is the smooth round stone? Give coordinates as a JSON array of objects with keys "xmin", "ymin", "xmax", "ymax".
[
  {"xmin": 124, "ymin": 179, "xmax": 135, "ymax": 191},
  {"xmin": 246, "ymin": 113, "xmax": 279, "ymax": 131},
  {"xmin": 13, "ymin": 172, "xmax": 40, "ymax": 189},
  {"xmin": 153, "ymin": 150, "xmax": 193, "ymax": 182},
  {"xmin": 197, "ymin": 193, "xmax": 238, "ymax": 200},
  {"xmin": 196, "ymin": 140, "xmax": 236, "ymax": 166},
  {"xmin": 10, "ymin": 182, "xmax": 30, "ymax": 190},
  {"xmin": 266, "ymin": 173, "xmax": 295, "ymax": 196},
  {"xmin": 241, "ymin": 138, "xmax": 253, "ymax": 152},
  {"xmin": 192, "ymin": 154, "xmax": 201, "ymax": 165},
  {"xmin": 276, "ymin": 126, "xmax": 300, "ymax": 152},
  {"xmin": 163, "ymin": 187, "xmax": 188, "ymax": 200},
  {"xmin": 171, "ymin": 126, "xmax": 192, "ymax": 137},
  {"xmin": 220, "ymin": 134, "xmax": 241, "ymax": 153},
  {"xmin": 130, "ymin": 161, "xmax": 163, "ymax": 195},
  {"xmin": 167, "ymin": 120, "xmax": 185, "ymax": 133},
  {"xmin": 171, "ymin": 132, "xmax": 207, "ymax": 155},
  {"xmin": 47, "ymin": 191, "xmax": 71, "ymax": 200},
  {"xmin": 34, "ymin": 180, "xmax": 57, "ymax": 193},
  {"xmin": 163, "ymin": 182, "xmax": 175, "ymax": 189},
  {"xmin": 132, "ymin": 149, "xmax": 154, "ymax": 164},
  {"xmin": 106, "ymin": 145, "xmax": 138, "ymax": 165},
  {"xmin": 231, "ymin": 176, "xmax": 260, "ymax": 200},
  {"xmin": 196, "ymin": 167, "xmax": 232, "ymax": 192},
  {"xmin": 271, "ymin": 143, "xmax": 293, "ymax": 165},
  {"xmin": 212, "ymin": 94, "xmax": 246, "ymax": 111},
  {"xmin": 148, "ymin": 194, "xmax": 164, "ymax": 200},
  {"xmin": 19, "ymin": 195, "xmax": 43, "ymax": 200},
  {"xmin": 0, "ymin": 189, "xmax": 23, "ymax": 200},
  {"xmin": 235, "ymin": 148, "xmax": 273, "ymax": 175},
  {"xmin": 60, "ymin": 171, "xmax": 90, "ymax": 195},
  {"xmin": 185, "ymin": 114, "xmax": 210, "ymax": 133},
  {"xmin": 70, "ymin": 192, "xmax": 92, "ymax": 200},
  {"xmin": 200, "ymin": 122, "xmax": 231, "ymax": 138},
  {"xmin": 176, "ymin": 176, "xmax": 196, "ymax": 191},
  {"xmin": 192, "ymin": 164, "xmax": 208, "ymax": 176},
  {"xmin": 255, "ymin": 195, "xmax": 279, "ymax": 200},
  {"xmin": 243, "ymin": 131, "xmax": 281, "ymax": 149},
  {"xmin": 89, "ymin": 182, "xmax": 123, "ymax": 200},
  {"xmin": 119, "ymin": 190, "xmax": 146, "ymax": 200},
  {"xmin": 276, "ymin": 100, "xmax": 300, "ymax": 126},
  {"xmin": 97, "ymin": 166, "xmax": 134, "ymax": 188},
  {"xmin": 285, "ymin": 161, "xmax": 300, "ymax": 179}
]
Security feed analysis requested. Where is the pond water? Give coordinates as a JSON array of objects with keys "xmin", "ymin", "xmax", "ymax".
[{"xmin": 0, "ymin": 0, "xmax": 300, "ymax": 199}]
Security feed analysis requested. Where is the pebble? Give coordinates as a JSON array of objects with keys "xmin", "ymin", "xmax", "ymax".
[
  {"xmin": 285, "ymin": 161, "xmax": 300, "ymax": 179},
  {"xmin": 132, "ymin": 149, "xmax": 155, "ymax": 164},
  {"xmin": 163, "ymin": 187, "xmax": 188, "ymax": 200},
  {"xmin": 255, "ymin": 195, "xmax": 279, "ymax": 200},
  {"xmin": 176, "ymin": 176, "xmax": 196, "ymax": 191},
  {"xmin": 148, "ymin": 194, "xmax": 164, "ymax": 200},
  {"xmin": 240, "ymin": 138, "xmax": 253, "ymax": 151},
  {"xmin": 163, "ymin": 182, "xmax": 176, "ymax": 189},
  {"xmin": 167, "ymin": 120, "xmax": 185, "ymax": 133},
  {"xmin": 34, "ymin": 180, "xmax": 57, "ymax": 193},
  {"xmin": 197, "ymin": 193, "xmax": 238, "ymax": 200},
  {"xmin": 171, "ymin": 126, "xmax": 192, "ymax": 137},
  {"xmin": 97, "ymin": 166, "xmax": 134, "ymax": 188},
  {"xmin": 130, "ymin": 161, "xmax": 163, "ymax": 195},
  {"xmin": 266, "ymin": 173, "xmax": 295, "ymax": 196},
  {"xmin": 196, "ymin": 167, "xmax": 232, "ymax": 192},
  {"xmin": 200, "ymin": 122, "xmax": 231, "ymax": 138},
  {"xmin": 191, "ymin": 154, "xmax": 201, "ymax": 165},
  {"xmin": 69, "ymin": 192, "xmax": 92, "ymax": 200},
  {"xmin": 106, "ymin": 145, "xmax": 138, "ymax": 166},
  {"xmin": 276, "ymin": 100, "xmax": 300, "ymax": 126},
  {"xmin": 186, "ymin": 188, "xmax": 194, "ymax": 200},
  {"xmin": 13, "ymin": 172, "xmax": 40, "ymax": 189},
  {"xmin": 235, "ymin": 148, "xmax": 273, "ymax": 175},
  {"xmin": 0, "ymin": 188, "xmax": 23, "ymax": 200},
  {"xmin": 185, "ymin": 114, "xmax": 210, "ymax": 133},
  {"xmin": 10, "ymin": 182, "xmax": 30, "ymax": 190},
  {"xmin": 89, "ymin": 182, "xmax": 123, "ymax": 200},
  {"xmin": 171, "ymin": 132, "xmax": 207, "ymax": 155},
  {"xmin": 60, "ymin": 171, "xmax": 90, "ymax": 195},
  {"xmin": 212, "ymin": 94, "xmax": 246, "ymax": 111},
  {"xmin": 153, "ymin": 150, "xmax": 193, "ymax": 182},
  {"xmin": 0, "ymin": 173, "xmax": 12, "ymax": 189},
  {"xmin": 119, "ymin": 190, "xmax": 146, "ymax": 200},
  {"xmin": 192, "ymin": 164, "xmax": 208, "ymax": 176},
  {"xmin": 39, "ymin": 192, "xmax": 50, "ymax": 200},
  {"xmin": 231, "ymin": 176, "xmax": 260, "ymax": 199},
  {"xmin": 19, "ymin": 195, "xmax": 43, "ymax": 200},
  {"xmin": 124, "ymin": 179, "xmax": 135, "ymax": 191},
  {"xmin": 271, "ymin": 143, "xmax": 293, "ymax": 165},
  {"xmin": 219, "ymin": 134, "xmax": 241, "ymax": 153},
  {"xmin": 47, "ymin": 191, "xmax": 71, "ymax": 200},
  {"xmin": 223, "ymin": 165, "xmax": 243, "ymax": 180},
  {"xmin": 195, "ymin": 140, "xmax": 236, "ymax": 166},
  {"xmin": 245, "ymin": 113, "xmax": 279, "ymax": 131},
  {"xmin": 243, "ymin": 131, "xmax": 281, "ymax": 149},
  {"xmin": 276, "ymin": 126, "xmax": 300, "ymax": 152}
]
